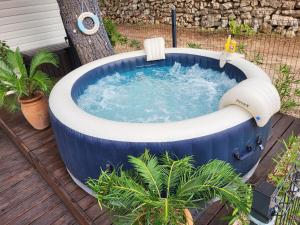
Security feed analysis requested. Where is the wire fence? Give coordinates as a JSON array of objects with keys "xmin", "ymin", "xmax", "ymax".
[
  {"xmin": 112, "ymin": 23, "xmax": 300, "ymax": 117},
  {"xmin": 274, "ymin": 167, "xmax": 300, "ymax": 225}
]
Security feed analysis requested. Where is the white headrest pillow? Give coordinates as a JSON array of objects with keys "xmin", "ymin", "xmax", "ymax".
[
  {"xmin": 219, "ymin": 78, "xmax": 281, "ymax": 127},
  {"xmin": 144, "ymin": 37, "xmax": 166, "ymax": 61}
]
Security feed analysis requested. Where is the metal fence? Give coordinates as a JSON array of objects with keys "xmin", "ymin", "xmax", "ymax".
[
  {"xmin": 113, "ymin": 23, "xmax": 300, "ymax": 117},
  {"xmin": 274, "ymin": 167, "xmax": 300, "ymax": 225}
]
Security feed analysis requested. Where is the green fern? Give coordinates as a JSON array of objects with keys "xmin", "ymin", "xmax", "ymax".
[
  {"xmin": 87, "ymin": 150, "xmax": 252, "ymax": 225},
  {"xmin": 0, "ymin": 48, "xmax": 59, "ymax": 111}
]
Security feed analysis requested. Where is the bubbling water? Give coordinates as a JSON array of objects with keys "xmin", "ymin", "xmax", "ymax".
[{"xmin": 77, "ymin": 62, "xmax": 237, "ymax": 123}]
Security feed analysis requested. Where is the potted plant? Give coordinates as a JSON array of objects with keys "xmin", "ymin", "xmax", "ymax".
[
  {"xmin": 0, "ymin": 47, "xmax": 59, "ymax": 130},
  {"xmin": 87, "ymin": 150, "xmax": 252, "ymax": 225}
]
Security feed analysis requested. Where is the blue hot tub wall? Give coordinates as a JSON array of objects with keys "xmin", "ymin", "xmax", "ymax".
[
  {"xmin": 50, "ymin": 110, "xmax": 271, "ymax": 184},
  {"xmin": 50, "ymin": 53, "xmax": 272, "ymax": 184}
]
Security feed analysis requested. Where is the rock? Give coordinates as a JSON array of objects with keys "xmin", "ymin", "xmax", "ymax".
[
  {"xmin": 240, "ymin": 0, "xmax": 251, "ymax": 7},
  {"xmin": 252, "ymin": 8, "xmax": 275, "ymax": 18},
  {"xmin": 271, "ymin": 14, "xmax": 298, "ymax": 27},
  {"xmin": 241, "ymin": 6, "xmax": 253, "ymax": 12},
  {"xmin": 260, "ymin": 23, "xmax": 273, "ymax": 33},
  {"xmin": 99, "ymin": 0, "xmax": 300, "ymax": 37},
  {"xmin": 281, "ymin": 10, "xmax": 300, "ymax": 18},
  {"xmin": 221, "ymin": 3, "xmax": 233, "ymax": 10},
  {"xmin": 241, "ymin": 12, "xmax": 252, "ymax": 20},
  {"xmin": 282, "ymin": 1, "xmax": 296, "ymax": 10},
  {"xmin": 286, "ymin": 29, "xmax": 296, "ymax": 38},
  {"xmin": 201, "ymin": 14, "xmax": 221, "ymax": 27},
  {"xmin": 221, "ymin": 19, "xmax": 229, "ymax": 27},
  {"xmin": 212, "ymin": 2, "xmax": 220, "ymax": 9},
  {"xmin": 260, "ymin": 0, "xmax": 282, "ymax": 8}
]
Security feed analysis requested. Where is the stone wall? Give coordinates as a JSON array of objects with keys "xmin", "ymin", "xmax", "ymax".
[{"xmin": 100, "ymin": 0, "xmax": 300, "ymax": 37}]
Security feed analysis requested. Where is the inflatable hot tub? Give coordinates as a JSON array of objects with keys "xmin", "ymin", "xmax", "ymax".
[{"xmin": 49, "ymin": 48, "xmax": 280, "ymax": 193}]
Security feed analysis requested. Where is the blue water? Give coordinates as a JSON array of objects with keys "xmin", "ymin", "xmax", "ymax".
[{"xmin": 77, "ymin": 63, "xmax": 237, "ymax": 123}]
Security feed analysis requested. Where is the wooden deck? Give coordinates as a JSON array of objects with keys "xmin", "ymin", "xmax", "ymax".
[
  {"xmin": 0, "ymin": 110, "xmax": 299, "ymax": 225},
  {"xmin": 0, "ymin": 129, "xmax": 78, "ymax": 225}
]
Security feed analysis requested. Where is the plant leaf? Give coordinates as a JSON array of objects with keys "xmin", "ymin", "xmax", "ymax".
[
  {"xmin": 128, "ymin": 153, "xmax": 163, "ymax": 197},
  {"xmin": 30, "ymin": 51, "xmax": 59, "ymax": 77}
]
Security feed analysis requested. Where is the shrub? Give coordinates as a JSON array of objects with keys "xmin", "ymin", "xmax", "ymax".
[
  {"xmin": 0, "ymin": 40, "xmax": 10, "ymax": 63},
  {"xmin": 229, "ymin": 19, "xmax": 254, "ymax": 36},
  {"xmin": 252, "ymin": 52, "xmax": 264, "ymax": 65},
  {"xmin": 103, "ymin": 18, "xmax": 128, "ymax": 47},
  {"xmin": 268, "ymin": 134, "xmax": 300, "ymax": 187},
  {"xmin": 129, "ymin": 39, "xmax": 142, "ymax": 50},
  {"xmin": 187, "ymin": 42, "xmax": 202, "ymax": 49},
  {"xmin": 236, "ymin": 42, "xmax": 247, "ymax": 55},
  {"xmin": 275, "ymin": 64, "xmax": 300, "ymax": 112},
  {"xmin": 88, "ymin": 150, "xmax": 252, "ymax": 225}
]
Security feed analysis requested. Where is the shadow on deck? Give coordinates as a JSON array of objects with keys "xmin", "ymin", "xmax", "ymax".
[{"xmin": 0, "ymin": 110, "xmax": 299, "ymax": 225}]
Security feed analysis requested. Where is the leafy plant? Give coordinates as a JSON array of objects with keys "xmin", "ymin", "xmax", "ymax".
[
  {"xmin": 129, "ymin": 39, "xmax": 142, "ymax": 50},
  {"xmin": 229, "ymin": 19, "xmax": 254, "ymax": 36},
  {"xmin": 268, "ymin": 134, "xmax": 300, "ymax": 187},
  {"xmin": 103, "ymin": 18, "xmax": 128, "ymax": 47},
  {"xmin": 187, "ymin": 42, "xmax": 202, "ymax": 49},
  {"xmin": 0, "ymin": 48, "xmax": 59, "ymax": 111},
  {"xmin": 252, "ymin": 52, "xmax": 263, "ymax": 65},
  {"xmin": 236, "ymin": 42, "xmax": 247, "ymax": 55},
  {"xmin": 275, "ymin": 64, "xmax": 300, "ymax": 112},
  {"xmin": 0, "ymin": 40, "xmax": 10, "ymax": 63},
  {"xmin": 87, "ymin": 150, "xmax": 252, "ymax": 225}
]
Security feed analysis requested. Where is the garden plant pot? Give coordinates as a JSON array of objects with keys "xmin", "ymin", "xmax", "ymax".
[
  {"xmin": 184, "ymin": 209, "xmax": 194, "ymax": 225},
  {"xmin": 18, "ymin": 91, "xmax": 49, "ymax": 130}
]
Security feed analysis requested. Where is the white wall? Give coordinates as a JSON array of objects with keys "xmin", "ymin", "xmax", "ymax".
[{"xmin": 0, "ymin": 0, "xmax": 68, "ymax": 55}]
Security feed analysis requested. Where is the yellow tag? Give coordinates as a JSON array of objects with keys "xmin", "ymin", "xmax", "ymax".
[{"xmin": 224, "ymin": 36, "xmax": 236, "ymax": 53}]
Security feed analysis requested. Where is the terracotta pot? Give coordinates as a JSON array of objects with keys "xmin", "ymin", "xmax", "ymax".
[
  {"xmin": 184, "ymin": 209, "xmax": 194, "ymax": 225},
  {"xmin": 18, "ymin": 92, "xmax": 49, "ymax": 130},
  {"xmin": 140, "ymin": 209, "xmax": 194, "ymax": 225}
]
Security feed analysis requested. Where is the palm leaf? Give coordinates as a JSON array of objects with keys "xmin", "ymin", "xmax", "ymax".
[
  {"xmin": 31, "ymin": 70, "xmax": 53, "ymax": 93},
  {"xmin": 0, "ymin": 88, "xmax": 6, "ymax": 105},
  {"xmin": 6, "ymin": 48, "xmax": 27, "ymax": 78},
  {"xmin": 161, "ymin": 152, "xmax": 193, "ymax": 198},
  {"xmin": 0, "ymin": 60, "xmax": 14, "ymax": 76},
  {"xmin": 87, "ymin": 152, "xmax": 252, "ymax": 225},
  {"xmin": 176, "ymin": 160, "xmax": 252, "ymax": 215},
  {"xmin": 30, "ymin": 51, "xmax": 59, "ymax": 77},
  {"xmin": 128, "ymin": 153, "xmax": 163, "ymax": 197}
]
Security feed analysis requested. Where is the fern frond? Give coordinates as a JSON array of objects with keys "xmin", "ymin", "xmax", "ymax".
[
  {"xmin": 128, "ymin": 153, "xmax": 163, "ymax": 197},
  {"xmin": 176, "ymin": 160, "xmax": 252, "ymax": 215},
  {"xmin": 31, "ymin": 70, "xmax": 53, "ymax": 93},
  {"xmin": 87, "ymin": 152, "xmax": 252, "ymax": 225},
  {"xmin": 161, "ymin": 152, "xmax": 193, "ymax": 198},
  {"xmin": 30, "ymin": 51, "xmax": 59, "ymax": 77},
  {"xmin": 6, "ymin": 48, "xmax": 27, "ymax": 78},
  {"xmin": 0, "ymin": 60, "xmax": 14, "ymax": 76}
]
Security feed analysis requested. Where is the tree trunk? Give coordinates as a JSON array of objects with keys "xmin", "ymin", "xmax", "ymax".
[{"xmin": 57, "ymin": 0, "xmax": 114, "ymax": 64}]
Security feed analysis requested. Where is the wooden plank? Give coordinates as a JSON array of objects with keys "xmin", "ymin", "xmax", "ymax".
[
  {"xmin": 6, "ymin": 194, "xmax": 61, "ymax": 225},
  {"xmin": 28, "ymin": 152, "xmax": 93, "ymax": 225},
  {"xmin": 194, "ymin": 202, "xmax": 224, "ymax": 225},
  {"xmin": 78, "ymin": 195, "xmax": 96, "ymax": 211},
  {"xmin": 86, "ymin": 204, "xmax": 107, "ymax": 220},
  {"xmin": 52, "ymin": 214, "xmax": 78, "ymax": 225},
  {"xmin": 30, "ymin": 204, "xmax": 72, "ymax": 225},
  {"xmin": 1, "ymin": 188, "xmax": 55, "ymax": 224},
  {"xmin": 0, "ymin": 129, "xmax": 77, "ymax": 225}
]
